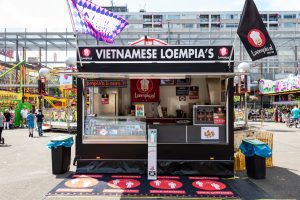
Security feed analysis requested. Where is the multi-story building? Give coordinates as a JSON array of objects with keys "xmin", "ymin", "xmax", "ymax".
[{"xmin": 0, "ymin": 7, "xmax": 299, "ymax": 107}]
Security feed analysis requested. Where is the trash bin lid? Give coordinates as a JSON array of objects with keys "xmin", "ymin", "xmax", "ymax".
[
  {"xmin": 242, "ymin": 139, "xmax": 266, "ymax": 146},
  {"xmin": 50, "ymin": 135, "xmax": 73, "ymax": 142}
]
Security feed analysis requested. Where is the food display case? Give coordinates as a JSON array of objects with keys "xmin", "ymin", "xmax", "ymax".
[{"xmin": 83, "ymin": 116, "xmax": 147, "ymax": 143}]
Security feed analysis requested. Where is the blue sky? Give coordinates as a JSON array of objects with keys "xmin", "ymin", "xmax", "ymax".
[{"xmin": 0, "ymin": 0, "xmax": 299, "ymax": 29}]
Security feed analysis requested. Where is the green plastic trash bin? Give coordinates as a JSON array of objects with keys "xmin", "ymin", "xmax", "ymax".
[
  {"xmin": 240, "ymin": 139, "xmax": 272, "ymax": 179},
  {"xmin": 48, "ymin": 136, "xmax": 74, "ymax": 174}
]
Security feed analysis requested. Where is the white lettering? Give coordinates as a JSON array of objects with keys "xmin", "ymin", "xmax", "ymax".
[
  {"xmin": 173, "ymin": 49, "xmax": 179, "ymax": 59},
  {"xmin": 165, "ymin": 49, "xmax": 173, "ymax": 59},
  {"xmin": 208, "ymin": 48, "xmax": 214, "ymax": 58},
  {"xmin": 197, "ymin": 49, "xmax": 205, "ymax": 58},
  {"xmin": 96, "ymin": 49, "xmax": 104, "ymax": 59},
  {"xmin": 179, "ymin": 49, "xmax": 188, "ymax": 58}
]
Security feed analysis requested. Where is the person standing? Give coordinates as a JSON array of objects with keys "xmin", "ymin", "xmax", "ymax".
[
  {"xmin": 4, "ymin": 109, "xmax": 11, "ymax": 130},
  {"xmin": 291, "ymin": 105, "xmax": 300, "ymax": 128},
  {"xmin": 36, "ymin": 110, "xmax": 44, "ymax": 136},
  {"xmin": 0, "ymin": 112, "xmax": 5, "ymax": 143},
  {"xmin": 27, "ymin": 111, "xmax": 35, "ymax": 137},
  {"xmin": 274, "ymin": 106, "xmax": 278, "ymax": 122},
  {"xmin": 20, "ymin": 107, "xmax": 28, "ymax": 128},
  {"xmin": 9, "ymin": 106, "xmax": 15, "ymax": 129}
]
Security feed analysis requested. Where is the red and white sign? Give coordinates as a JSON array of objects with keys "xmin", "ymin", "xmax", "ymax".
[
  {"xmin": 150, "ymin": 179, "xmax": 183, "ymax": 190},
  {"xmin": 247, "ymin": 29, "xmax": 266, "ymax": 48},
  {"xmin": 131, "ymin": 79, "xmax": 160, "ymax": 102},
  {"xmin": 82, "ymin": 48, "xmax": 91, "ymax": 57},
  {"xmin": 192, "ymin": 180, "xmax": 226, "ymax": 191},
  {"xmin": 219, "ymin": 47, "xmax": 229, "ymax": 56},
  {"xmin": 64, "ymin": 177, "xmax": 99, "ymax": 188},
  {"xmin": 107, "ymin": 179, "xmax": 140, "ymax": 189}
]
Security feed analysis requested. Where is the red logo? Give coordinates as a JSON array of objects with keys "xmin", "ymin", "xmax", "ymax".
[
  {"xmin": 192, "ymin": 180, "xmax": 226, "ymax": 191},
  {"xmin": 82, "ymin": 48, "xmax": 91, "ymax": 57},
  {"xmin": 219, "ymin": 47, "xmax": 229, "ymax": 56},
  {"xmin": 247, "ymin": 29, "xmax": 266, "ymax": 48},
  {"xmin": 107, "ymin": 179, "xmax": 140, "ymax": 189},
  {"xmin": 150, "ymin": 179, "xmax": 183, "ymax": 190},
  {"xmin": 136, "ymin": 79, "xmax": 153, "ymax": 93}
]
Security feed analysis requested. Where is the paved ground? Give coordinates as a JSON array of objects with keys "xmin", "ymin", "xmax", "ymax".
[{"xmin": 0, "ymin": 122, "xmax": 299, "ymax": 200}]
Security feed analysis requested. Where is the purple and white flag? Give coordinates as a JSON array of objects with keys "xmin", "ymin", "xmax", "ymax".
[{"xmin": 67, "ymin": 0, "xmax": 128, "ymax": 43}]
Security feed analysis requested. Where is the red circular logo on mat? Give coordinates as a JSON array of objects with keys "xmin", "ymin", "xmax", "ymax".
[
  {"xmin": 150, "ymin": 179, "xmax": 183, "ymax": 190},
  {"xmin": 247, "ymin": 29, "xmax": 266, "ymax": 48},
  {"xmin": 64, "ymin": 177, "xmax": 99, "ymax": 188},
  {"xmin": 219, "ymin": 47, "xmax": 229, "ymax": 56},
  {"xmin": 107, "ymin": 179, "xmax": 140, "ymax": 189},
  {"xmin": 192, "ymin": 180, "xmax": 226, "ymax": 191},
  {"xmin": 136, "ymin": 79, "xmax": 153, "ymax": 93},
  {"xmin": 82, "ymin": 48, "xmax": 91, "ymax": 57}
]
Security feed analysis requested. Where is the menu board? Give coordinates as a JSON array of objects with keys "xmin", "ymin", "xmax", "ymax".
[
  {"xmin": 176, "ymin": 87, "xmax": 189, "ymax": 96},
  {"xmin": 193, "ymin": 105, "xmax": 226, "ymax": 125},
  {"xmin": 175, "ymin": 78, "xmax": 191, "ymax": 85}
]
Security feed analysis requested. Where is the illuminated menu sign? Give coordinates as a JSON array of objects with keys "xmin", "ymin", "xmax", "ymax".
[{"xmin": 87, "ymin": 79, "xmax": 127, "ymax": 88}]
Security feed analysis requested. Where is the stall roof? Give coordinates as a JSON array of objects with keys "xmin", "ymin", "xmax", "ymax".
[{"xmin": 61, "ymin": 72, "xmax": 248, "ymax": 79}]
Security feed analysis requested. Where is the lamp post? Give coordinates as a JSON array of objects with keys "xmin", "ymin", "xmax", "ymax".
[
  {"xmin": 237, "ymin": 62, "xmax": 250, "ymax": 128},
  {"xmin": 64, "ymin": 56, "xmax": 77, "ymax": 133}
]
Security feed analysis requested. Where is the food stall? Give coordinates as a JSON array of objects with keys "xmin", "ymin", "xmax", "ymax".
[{"xmin": 67, "ymin": 45, "xmax": 242, "ymax": 177}]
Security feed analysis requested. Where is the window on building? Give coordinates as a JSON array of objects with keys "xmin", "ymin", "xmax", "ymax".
[
  {"xmin": 143, "ymin": 15, "xmax": 152, "ymax": 23},
  {"xmin": 199, "ymin": 24, "xmax": 209, "ymax": 28},
  {"xmin": 260, "ymin": 14, "xmax": 267, "ymax": 21},
  {"xmin": 153, "ymin": 15, "xmax": 163, "ymax": 23},
  {"xmin": 225, "ymin": 14, "xmax": 239, "ymax": 20},
  {"xmin": 269, "ymin": 24, "xmax": 278, "ymax": 30},
  {"xmin": 183, "ymin": 24, "xmax": 194, "ymax": 29},
  {"xmin": 269, "ymin": 14, "xmax": 278, "ymax": 21},
  {"xmin": 211, "ymin": 15, "xmax": 220, "ymax": 22},
  {"xmin": 143, "ymin": 24, "xmax": 152, "ymax": 29},
  {"xmin": 226, "ymin": 24, "xmax": 238, "ymax": 28},
  {"xmin": 211, "ymin": 24, "xmax": 220, "ymax": 29},
  {"xmin": 283, "ymin": 14, "xmax": 296, "ymax": 19},
  {"xmin": 199, "ymin": 15, "xmax": 209, "ymax": 22},
  {"xmin": 283, "ymin": 23, "xmax": 297, "ymax": 27},
  {"xmin": 153, "ymin": 24, "xmax": 162, "ymax": 29}
]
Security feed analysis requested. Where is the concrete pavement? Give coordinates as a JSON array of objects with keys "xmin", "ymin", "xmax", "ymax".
[{"xmin": 0, "ymin": 122, "xmax": 299, "ymax": 199}]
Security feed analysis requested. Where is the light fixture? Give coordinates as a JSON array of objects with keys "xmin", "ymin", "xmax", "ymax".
[{"xmin": 237, "ymin": 62, "xmax": 250, "ymax": 73}]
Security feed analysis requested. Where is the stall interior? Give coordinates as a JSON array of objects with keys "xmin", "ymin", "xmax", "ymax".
[{"xmin": 83, "ymin": 75, "xmax": 228, "ymax": 145}]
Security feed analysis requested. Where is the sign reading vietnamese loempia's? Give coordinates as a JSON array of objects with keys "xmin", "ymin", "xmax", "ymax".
[{"xmin": 78, "ymin": 46, "xmax": 233, "ymax": 62}]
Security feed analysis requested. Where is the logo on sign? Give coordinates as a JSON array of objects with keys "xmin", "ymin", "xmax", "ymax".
[
  {"xmin": 81, "ymin": 48, "xmax": 92, "ymax": 60},
  {"xmin": 247, "ymin": 29, "xmax": 266, "ymax": 48},
  {"xmin": 150, "ymin": 179, "xmax": 183, "ymax": 190},
  {"xmin": 218, "ymin": 47, "xmax": 230, "ymax": 60},
  {"xmin": 137, "ymin": 79, "xmax": 153, "ymax": 93},
  {"xmin": 219, "ymin": 47, "xmax": 229, "ymax": 56},
  {"xmin": 107, "ymin": 179, "xmax": 141, "ymax": 189}
]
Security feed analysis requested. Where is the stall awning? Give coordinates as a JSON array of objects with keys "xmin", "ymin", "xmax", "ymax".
[{"xmin": 60, "ymin": 72, "xmax": 249, "ymax": 79}]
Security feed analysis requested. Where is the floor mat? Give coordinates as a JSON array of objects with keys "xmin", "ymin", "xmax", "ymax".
[{"xmin": 46, "ymin": 174, "xmax": 240, "ymax": 199}]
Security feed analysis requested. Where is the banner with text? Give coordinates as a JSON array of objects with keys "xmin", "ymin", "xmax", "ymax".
[{"xmin": 78, "ymin": 46, "xmax": 233, "ymax": 62}]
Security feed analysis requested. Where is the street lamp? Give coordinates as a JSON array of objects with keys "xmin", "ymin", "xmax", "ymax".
[{"xmin": 237, "ymin": 62, "xmax": 250, "ymax": 128}]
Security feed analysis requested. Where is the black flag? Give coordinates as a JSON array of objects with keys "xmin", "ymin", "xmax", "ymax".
[{"xmin": 237, "ymin": 0, "xmax": 277, "ymax": 61}]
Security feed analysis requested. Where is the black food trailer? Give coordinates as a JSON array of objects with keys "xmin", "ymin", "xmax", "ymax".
[{"xmin": 68, "ymin": 45, "xmax": 242, "ymax": 177}]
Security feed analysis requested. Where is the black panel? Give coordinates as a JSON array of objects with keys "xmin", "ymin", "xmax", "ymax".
[
  {"xmin": 152, "ymin": 125, "xmax": 186, "ymax": 143},
  {"xmin": 79, "ymin": 63, "xmax": 232, "ymax": 73},
  {"xmin": 77, "ymin": 159, "xmax": 234, "ymax": 177}
]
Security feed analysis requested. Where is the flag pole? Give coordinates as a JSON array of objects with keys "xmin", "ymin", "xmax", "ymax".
[
  {"xmin": 228, "ymin": 34, "xmax": 238, "ymax": 68},
  {"xmin": 65, "ymin": 0, "xmax": 82, "ymax": 68}
]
